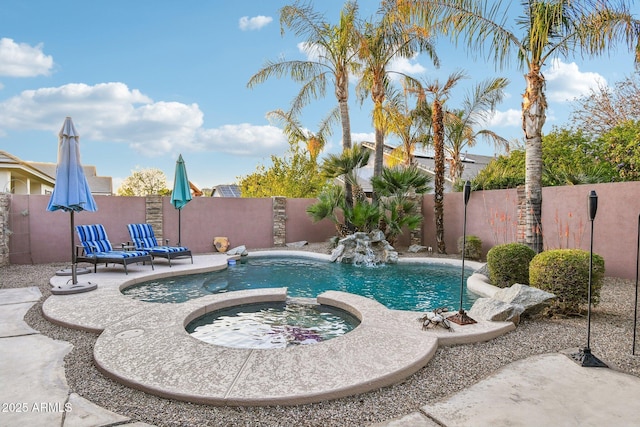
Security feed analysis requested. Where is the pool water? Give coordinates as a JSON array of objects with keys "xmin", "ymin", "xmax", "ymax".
[
  {"xmin": 186, "ymin": 301, "xmax": 360, "ymax": 349},
  {"xmin": 122, "ymin": 256, "xmax": 478, "ymax": 312}
]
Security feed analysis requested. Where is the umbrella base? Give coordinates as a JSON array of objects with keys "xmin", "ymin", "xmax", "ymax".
[
  {"xmin": 51, "ymin": 281, "xmax": 97, "ymax": 295},
  {"xmin": 56, "ymin": 267, "xmax": 91, "ymax": 276}
]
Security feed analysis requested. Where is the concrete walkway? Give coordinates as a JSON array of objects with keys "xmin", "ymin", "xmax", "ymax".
[
  {"xmin": 373, "ymin": 351, "xmax": 640, "ymax": 426},
  {"xmin": 0, "ymin": 287, "xmax": 152, "ymax": 427}
]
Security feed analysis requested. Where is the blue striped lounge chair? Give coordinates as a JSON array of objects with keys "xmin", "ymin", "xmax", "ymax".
[
  {"xmin": 127, "ymin": 223, "xmax": 193, "ymax": 267},
  {"xmin": 76, "ymin": 224, "xmax": 153, "ymax": 274}
]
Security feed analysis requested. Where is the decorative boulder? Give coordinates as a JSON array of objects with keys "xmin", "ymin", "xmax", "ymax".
[
  {"xmin": 493, "ymin": 283, "xmax": 555, "ymax": 316},
  {"xmin": 408, "ymin": 244, "xmax": 427, "ymax": 253},
  {"xmin": 474, "ymin": 263, "xmax": 490, "ymax": 279},
  {"xmin": 468, "ymin": 298, "xmax": 524, "ymax": 324},
  {"xmin": 286, "ymin": 241, "xmax": 308, "ymax": 248},
  {"xmin": 330, "ymin": 244, "xmax": 345, "ymax": 262},
  {"xmin": 369, "ymin": 230, "xmax": 385, "ymax": 243},
  {"xmin": 385, "ymin": 249, "xmax": 398, "ymax": 264},
  {"xmin": 226, "ymin": 245, "xmax": 248, "ymax": 256}
]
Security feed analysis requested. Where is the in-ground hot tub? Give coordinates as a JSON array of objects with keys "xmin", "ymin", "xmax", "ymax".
[{"xmin": 186, "ymin": 298, "xmax": 360, "ymax": 349}]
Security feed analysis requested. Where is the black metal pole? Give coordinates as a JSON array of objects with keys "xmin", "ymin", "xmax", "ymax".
[
  {"xmin": 572, "ymin": 190, "xmax": 607, "ymax": 367},
  {"xmin": 71, "ymin": 210, "xmax": 77, "ymax": 285},
  {"xmin": 633, "ymin": 214, "xmax": 640, "ymax": 355},
  {"xmin": 178, "ymin": 208, "xmax": 181, "ymax": 246},
  {"xmin": 586, "ymin": 207, "xmax": 594, "ymax": 350},
  {"xmin": 449, "ymin": 181, "xmax": 476, "ymax": 326},
  {"xmin": 458, "ymin": 184, "xmax": 469, "ymax": 309}
]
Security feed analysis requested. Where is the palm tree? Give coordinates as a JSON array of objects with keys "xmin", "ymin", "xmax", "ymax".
[
  {"xmin": 382, "ymin": 85, "xmax": 430, "ymax": 166},
  {"xmin": 356, "ymin": 5, "xmax": 439, "ymax": 189},
  {"xmin": 415, "ymin": 71, "xmax": 467, "ymax": 254},
  {"xmin": 407, "ymin": 0, "xmax": 639, "ymax": 253},
  {"xmin": 371, "ymin": 165, "xmax": 433, "ymax": 244},
  {"xmin": 266, "ymin": 108, "xmax": 334, "ymax": 163},
  {"xmin": 320, "ymin": 143, "xmax": 371, "ymax": 205},
  {"xmin": 247, "ymin": 1, "xmax": 361, "ymax": 208},
  {"xmin": 444, "ymin": 77, "xmax": 510, "ymax": 181},
  {"xmin": 308, "ymin": 144, "xmax": 371, "ymax": 236}
]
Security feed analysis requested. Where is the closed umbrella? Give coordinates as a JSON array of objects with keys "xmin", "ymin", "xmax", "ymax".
[
  {"xmin": 47, "ymin": 117, "xmax": 98, "ymax": 294},
  {"xmin": 170, "ymin": 154, "xmax": 192, "ymax": 245}
]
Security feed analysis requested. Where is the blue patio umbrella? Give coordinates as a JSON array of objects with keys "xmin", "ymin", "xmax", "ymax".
[
  {"xmin": 171, "ymin": 154, "xmax": 192, "ymax": 245},
  {"xmin": 47, "ymin": 117, "xmax": 97, "ymax": 293}
]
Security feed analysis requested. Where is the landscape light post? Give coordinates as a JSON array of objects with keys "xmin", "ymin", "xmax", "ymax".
[
  {"xmin": 572, "ymin": 190, "xmax": 607, "ymax": 367},
  {"xmin": 449, "ymin": 180, "xmax": 476, "ymax": 326}
]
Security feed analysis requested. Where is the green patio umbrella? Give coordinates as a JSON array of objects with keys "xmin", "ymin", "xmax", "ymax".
[{"xmin": 170, "ymin": 154, "xmax": 192, "ymax": 245}]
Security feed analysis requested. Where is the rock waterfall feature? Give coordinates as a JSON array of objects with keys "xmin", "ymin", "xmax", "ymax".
[{"xmin": 330, "ymin": 231, "xmax": 398, "ymax": 266}]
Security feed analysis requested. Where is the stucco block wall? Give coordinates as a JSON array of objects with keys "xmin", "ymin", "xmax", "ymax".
[{"xmin": 4, "ymin": 181, "xmax": 640, "ymax": 279}]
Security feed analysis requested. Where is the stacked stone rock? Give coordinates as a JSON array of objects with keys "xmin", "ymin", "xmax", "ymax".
[
  {"xmin": 330, "ymin": 230, "xmax": 398, "ymax": 265},
  {"xmin": 0, "ymin": 193, "xmax": 9, "ymax": 267}
]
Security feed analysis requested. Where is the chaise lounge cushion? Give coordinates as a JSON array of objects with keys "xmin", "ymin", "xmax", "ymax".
[
  {"xmin": 77, "ymin": 224, "xmax": 150, "ymax": 258},
  {"xmin": 76, "ymin": 224, "xmax": 153, "ymax": 274},
  {"xmin": 127, "ymin": 223, "xmax": 192, "ymax": 266}
]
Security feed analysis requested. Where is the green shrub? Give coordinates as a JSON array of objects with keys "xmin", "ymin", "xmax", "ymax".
[
  {"xmin": 529, "ymin": 249, "xmax": 605, "ymax": 315},
  {"xmin": 487, "ymin": 243, "xmax": 536, "ymax": 288},
  {"xmin": 458, "ymin": 235, "xmax": 483, "ymax": 261}
]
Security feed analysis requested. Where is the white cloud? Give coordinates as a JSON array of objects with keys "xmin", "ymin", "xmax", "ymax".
[
  {"xmin": 483, "ymin": 108, "xmax": 522, "ymax": 128},
  {"xmin": 351, "ymin": 132, "xmax": 375, "ymax": 144},
  {"xmin": 0, "ymin": 82, "xmax": 287, "ymax": 158},
  {"xmin": 544, "ymin": 59, "xmax": 606, "ymax": 102},
  {"xmin": 198, "ymin": 123, "xmax": 287, "ymax": 157},
  {"xmin": 0, "ymin": 38, "xmax": 54, "ymax": 77},
  {"xmin": 238, "ymin": 15, "xmax": 273, "ymax": 31},
  {"xmin": 388, "ymin": 56, "xmax": 426, "ymax": 78},
  {"xmin": 298, "ymin": 42, "xmax": 322, "ymax": 61}
]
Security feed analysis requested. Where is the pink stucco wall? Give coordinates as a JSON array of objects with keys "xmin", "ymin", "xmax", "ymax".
[
  {"xmin": 422, "ymin": 188, "xmax": 520, "ymax": 257},
  {"xmin": 284, "ymin": 198, "xmax": 336, "ymax": 244},
  {"xmin": 421, "ymin": 183, "xmax": 640, "ymax": 279},
  {"xmin": 6, "ymin": 181, "xmax": 640, "ymax": 279},
  {"xmin": 541, "ymin": 182, "xmax": 640, "ymax": 280},
  {"xmin": 161, "ymin": 196, "xmax": 276, "ymax": 252}
]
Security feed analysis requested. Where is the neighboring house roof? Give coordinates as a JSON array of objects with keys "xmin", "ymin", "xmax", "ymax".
[
  {"xmin": 0, "ymin": 150, "xmax": 56, "ymax": 186},
  {"xmin": 0, "ymin": 150, "xmax": 113, "ymax": 195},
  {"xmin": 211, "ymin": 184, "xmax": 241, "ymax": 197},
  {"xmin": 357, "ymin": 141, "xmax": 494, "ymax": 193},
  {"xmin": 29, "ymin": 161, "xmax": 112, "ymax": 196},
  {"xmin": 189, "ymin": 181, "xmax": 203, "ymax": 197}
]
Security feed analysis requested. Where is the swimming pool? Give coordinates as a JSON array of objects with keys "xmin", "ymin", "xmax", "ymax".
[{"xmin": 122, "ymin": 256, "xmax": 479, "ymax": 312}]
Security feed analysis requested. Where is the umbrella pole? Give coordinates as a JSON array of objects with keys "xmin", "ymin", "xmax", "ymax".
[
  {"xmin": 178, "ymin": 209, "xmax": 181, "ymax": 246},
  {"xmin": 71, "ymin": 211, "xmax": 77, "ymax": 285}
]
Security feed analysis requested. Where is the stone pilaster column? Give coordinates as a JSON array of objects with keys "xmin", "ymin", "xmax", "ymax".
[
  {"xmin": 272, "ymin": 196, "xmax": 286, "ymax": 247},
  {"xmin": 410, "ymin": 194, "xmax": 423, "ymax": 246},
  {"xmin": 516, "ymin": 185, "xmax": 527, "ymax": 244},
  {"xmin": 145, "ymin": 195, "xmax": 163, "ymax": 242},
  {"xmin": 0, "ymin": 193, "xmax": 11, "ymax": 267}
]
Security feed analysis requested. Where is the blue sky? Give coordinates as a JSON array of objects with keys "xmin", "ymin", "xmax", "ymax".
[{"xmin": 0, "ymin": 1, "xmax": 638, "ymax": 192}]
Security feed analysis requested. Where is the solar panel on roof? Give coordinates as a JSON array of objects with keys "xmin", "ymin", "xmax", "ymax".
[{"xmin": 214, "ymin": 185, "xmax": 241, "ymax": 197}]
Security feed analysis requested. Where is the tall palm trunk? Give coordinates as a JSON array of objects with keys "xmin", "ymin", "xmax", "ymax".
[
  {"xmin": 432, "ymin": 99, "xmax": 446, "ymax": 254},
  {"xmin": 372, "ymin": 76, "xmax": 386, "ymax": 183},
  {"xmin": 338, "ymin": 85, "xmax": 354, "ymax": 210},
  {"xmin": 521, "ymin": 66, "xmax": 546, "ymax": 253},
  {"xmin": 374, "ymin": 126, "xmax": 385, "ymax": 179}
]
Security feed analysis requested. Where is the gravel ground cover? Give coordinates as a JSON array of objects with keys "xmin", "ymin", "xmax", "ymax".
[{"xmin": 2, "ymin": 245, "xmax": 640, "ymax": 427}]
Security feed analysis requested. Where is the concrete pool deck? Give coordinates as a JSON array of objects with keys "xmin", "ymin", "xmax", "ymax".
[
  {"xmin": 3, "ymin": 252, "xmax": 640, "ymax": 425},
  {"xmin": 42, "ymin": 252, "xmax": 515, "ymax": 406}
]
